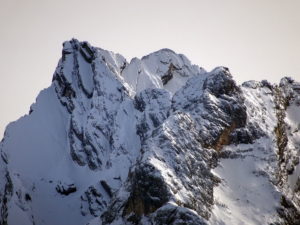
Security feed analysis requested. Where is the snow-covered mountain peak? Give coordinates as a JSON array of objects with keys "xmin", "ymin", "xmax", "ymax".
[
  {"xmin": 56, "ymin": 39, "xmax": 204, "ymax": 100},
  {"xmin": 1, "ymin": 39, "xmax": 300, "ymax": 225}
]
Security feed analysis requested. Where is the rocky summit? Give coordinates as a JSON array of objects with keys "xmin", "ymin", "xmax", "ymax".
[{"xmin": 0, "ymin": 39, "xmax": 300, "ymax": 225}]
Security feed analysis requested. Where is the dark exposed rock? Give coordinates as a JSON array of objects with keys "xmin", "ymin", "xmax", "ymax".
[
  {"xmin": 242, "ymin": 79, "xmax": 273, "ymax": 90},
  {"xmin": 120, "ymin": 61, "xmax": 127, "ymax": 74},
  {"xmin": 123, "ymin": 163, "xmax": 170, "ymax": 217},
  {"xmin": 55, "ymin": 183, "xmax": 77, "ymax": 196},
  {"xmin": 203, "ymin": 67, "xmax": 240, "ymax": 97},
  {"xmin": 277, "ymin": 196, "xmax": 300, "ymax": 225},
  {"xmin": 274, "ymin": 85, "xmax": 290, "ymax": 179},
  {"xmin": 100, "ymin": 180, "xmax": 113, "ymax": 198},
  {"xmin": 79, "ymin": 42, "xmax": 95, "ymax": 63},
  {"xmin": 272, "ymin": 78, "xmax": 300, "ymax": 221},
  {"xmin": 81, "ymin": 184, "xmax": 109, "ymax": 217},
  {"xmin": 1, "ymin": 152, "xmax": 8, "ymax": 165},
  {"xmin": 161, "ymin": 63, "xmax": 180, "ymax": 85},
  {"xmin": 25, "ymin": 193, "xmax": 31, "ymax": 202},
  {"xmin": 0, "ymin": 172, "xmax": 13, "ymax": 225},
  {"xmin": 230, "ymin": 123, "xmax": 265, "ymax": 145},
  {"xmin": 152, "ymin": 204, "xmax": 208, "ymax": 225},
  {"xmin": 200, "ymin": 68, "xmax": 248, "ymax": 149},
  {"xmin": 242, "ymin": 80, "xmax": 261, "ymax": 89},
  {"xmin": 261, "ymin": 79, "xmax": 273, "ymax": 90}
]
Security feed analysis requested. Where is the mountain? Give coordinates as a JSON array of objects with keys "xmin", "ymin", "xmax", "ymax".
[{"xmin": 0, "ymin": 39, "xmax": 300, "ymax": 225}]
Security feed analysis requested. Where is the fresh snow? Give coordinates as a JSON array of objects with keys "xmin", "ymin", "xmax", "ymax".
[{"xmin": 210, "ymin": 139, "xmax": 281, "ymax": 225}]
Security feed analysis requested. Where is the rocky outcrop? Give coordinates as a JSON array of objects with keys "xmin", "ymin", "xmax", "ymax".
[
  {"xmin": 81, "ymin": 183, "xmax": 110, "ymax": 217},
  {"xmin": 0, "ymin": 171, "xmax": 13, "ymax": 225},
  {"xmin": 56, "ymin": 182, "xmax": 77, "ymax": 196},
  {"xmin": 173, "ymin": 67, "xmax": 249, "ymax": 151},
  {"xmin": 272, "ymin": 78, "xmax": 300, "ymax": 224}
]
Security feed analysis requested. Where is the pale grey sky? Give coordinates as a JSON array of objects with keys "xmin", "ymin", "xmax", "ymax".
[{"xmin": 0, "ymin": 0, "xmax": 300, "ymax": 138}]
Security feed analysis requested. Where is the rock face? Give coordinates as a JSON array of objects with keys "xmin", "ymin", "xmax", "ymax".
[{"xmin": 0, "ymin": 39, "xmax": 300, "ymax": 225}]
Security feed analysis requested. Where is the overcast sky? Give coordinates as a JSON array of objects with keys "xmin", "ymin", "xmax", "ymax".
[{"xmin": 0, "ymin": 0, "xmax": 300, "ymax": 138}]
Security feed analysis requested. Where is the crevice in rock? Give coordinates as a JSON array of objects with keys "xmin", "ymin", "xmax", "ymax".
[{"xmin": 0, "ymin": 171, "xmax": 13, "ymax": 225}]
